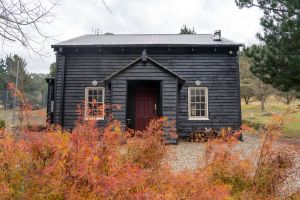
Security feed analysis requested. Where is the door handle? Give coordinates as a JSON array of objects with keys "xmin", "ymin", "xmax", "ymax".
[{"xmin": 154, "ymin": 104, "xmax": 157, "ymax": 111}]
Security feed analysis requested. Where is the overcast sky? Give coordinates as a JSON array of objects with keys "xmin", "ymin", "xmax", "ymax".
[{"xmin": 1, "ymin": 0, "xmax": 263, "ymax": 74}]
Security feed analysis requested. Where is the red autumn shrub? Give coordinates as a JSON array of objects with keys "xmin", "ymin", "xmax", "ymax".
[
  {"xmin": 0, "ymin": 117, "xmax": 233, "ymax": 199},
  {"xmin": 0, "ymin": 96, "xmax": 298, "ymax": 200},
  {"xmin": 201, "ymin": 115, "xmax": 299, "ymax": 199},
  {"xmin": 123, "ymin": 117, "xmax": 169, "ymax": 169}
]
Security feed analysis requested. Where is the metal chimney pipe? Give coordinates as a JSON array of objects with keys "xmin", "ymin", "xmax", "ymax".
[{"xmin": 213, "ymin": 30, "xmax": 221, "ymax": 41}]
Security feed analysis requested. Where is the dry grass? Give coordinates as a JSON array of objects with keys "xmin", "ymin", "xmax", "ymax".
[
  {"xmin": 242, "ymin": 97, "xmax": 300, "ymax": 138},
  {"xmin": 0, "ymin": 108, "xmax": 46, "ymax": 127}
]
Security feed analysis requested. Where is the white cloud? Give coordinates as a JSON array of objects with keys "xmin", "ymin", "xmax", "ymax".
[{"xmin": 0, "ymin": 0, "xmax": 263, "ymax": 73}]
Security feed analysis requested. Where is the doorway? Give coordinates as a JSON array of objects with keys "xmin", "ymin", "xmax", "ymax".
[{"xmin": 126, "ymin": 81, "xmax": 162, "ymax": 130}]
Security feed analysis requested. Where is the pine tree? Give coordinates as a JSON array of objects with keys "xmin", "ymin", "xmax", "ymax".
[
  {"xmin": 236, "ymin": 0, "xmax": 300, "ymax": 91},
  {"xmin": 0, "ymin": 59, "xmax": 7, "ymax": 105},
  {"xmin": 179, "ymin": 25, "xmax": 196, "ymax": 34}
]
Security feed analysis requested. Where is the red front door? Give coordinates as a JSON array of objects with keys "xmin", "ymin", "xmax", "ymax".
[{"xmin": 135, "ymin": 86, "xmax": 157, "ymax": 131}]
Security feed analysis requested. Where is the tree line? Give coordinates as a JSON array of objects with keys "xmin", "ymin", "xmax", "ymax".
[{"xmin": 0, "ymin": 55, "xmax": 49, "ymax": 109}]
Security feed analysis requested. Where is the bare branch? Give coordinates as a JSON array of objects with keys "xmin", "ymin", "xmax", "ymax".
[
  {"xmin": 101, "ymin": 0, "xmax": 113, "ymax": 15},
  {"xmin": 0, "ymin": 0, "xmax": 59, "ymax": 54}
]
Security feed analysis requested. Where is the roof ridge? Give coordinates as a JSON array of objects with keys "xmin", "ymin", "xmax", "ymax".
[
  {"xmin": 52, "ymin": 34, "xmax": 242, "ymax": 47},
  {"xmin": 84, "ymin": 33, "xmax": 213, "ymax": 36}
]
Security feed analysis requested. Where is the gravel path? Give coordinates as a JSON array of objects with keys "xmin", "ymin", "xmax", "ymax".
[
  {"xmin": 167, "ymin": 134, "xmax": 261, "ymax": 171},
  {"xmin": 166, "ymin": 134, "xmax": 300, "ymax": 194}
]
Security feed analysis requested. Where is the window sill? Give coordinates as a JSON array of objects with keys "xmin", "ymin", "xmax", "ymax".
[
  {"xmin": 188, "ymin": 117, "xmax": 209, "ymax": 121},
  {"xmin": 84, "ymin": 117, "xmax": 104, "ymax": 121}
]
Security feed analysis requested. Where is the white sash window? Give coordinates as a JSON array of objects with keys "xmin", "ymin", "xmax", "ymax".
[
  {"xmin": 188, "ymin": 87, "xmax": 209, "ymax": 120},
  {"xmin": 85, "ymin": 87, "xmax": 105, "ymax": 120}
]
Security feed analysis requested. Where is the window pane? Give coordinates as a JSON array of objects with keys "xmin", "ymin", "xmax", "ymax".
[
  {"xmin": 201, "ymin": 110, "xmax": 205, "ymax": 116},
  {"xmin": 191, "ymin": 89, "xmax": 196, "ymax": 96},
  {"xmin": 89, "ymin": 90, "xmax": 92, "ymax": 95},
  {"xmin": 191, "ymin": 103, "xmax": 196, "ymax": 110},
  {"xmin": 192, "ymin": 96, "xmax": 197, "ymax": 102},
  {"xmin": 201, "ymin": 96, "xmax": 205, "ymax": 102},
  {"xmin": 196, "ymin": 104, "xmax": 201, "ymax": 110},
  {"xmin": 201, "ymin": 103, "xmax": 205, "ymax": 110},
  {"xmin": 92, "ymin": 103, "xmax": 97, "ymax": 110},
  {"xmin": 191, "ymin": 109, "xmax": 196, "ymax": 116},
  {"xmin": 196, "ymin": 89, "xmax": 200, "ymax": 96},
  {"xmin": 97, "ymin": 95, "xmax": 102, "ymax": 103},
  {"xmin": 195, "ymin": 96, "xmax": 200, "ymax": 102},
  {"xmin": 191, "ymin": 103, "xmax": 196, "ymax": 116},
  {"xmin": 196, "ymin": 110, "xmax": 201, "ymax": 116},
  {"xmin": 200, "ymin": 89, "xmax": 205, "ymax": 96}
]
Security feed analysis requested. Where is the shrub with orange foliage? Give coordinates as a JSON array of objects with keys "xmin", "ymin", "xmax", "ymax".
[
  {"xmin": 0, "ymin": 110, "xmax": 298, "ymax": 199},
  {"xmin": 201, "ymin": 115, "xmax": 299, "ymax": 199},
  {"xmin": 123, "ymin": 118, "xmax": 168, "ymax": 169},
  {"xmin": 7, "ymin": 83, "xmax": 32, "ymax": 127},
  {"xmin": 0, "ymin": 116, "xmax": 232, "ymax": 199}
]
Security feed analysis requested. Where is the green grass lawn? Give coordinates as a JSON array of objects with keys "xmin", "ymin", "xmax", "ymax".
[
  {"xmin": 242, "ymin": 99, "xmax": 300, "ymax": 138},
  {"xmin": 0, "ymin": 108, "xmax": 46, "ymax": 127}
]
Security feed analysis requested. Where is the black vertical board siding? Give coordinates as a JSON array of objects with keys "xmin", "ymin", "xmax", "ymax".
[
  {"xmin": 59, "ymin": 56, "xmax": 65, "ymax": 125},
  {"xmin": 53, "ymin": 52, "xmax": 241, "ymax": 137},
  {"xmin": 53, "ymin": 53, "xmax": 63, "ymax": 124}
]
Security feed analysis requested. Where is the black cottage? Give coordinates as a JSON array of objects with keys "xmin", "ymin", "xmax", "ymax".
[{"xmin": 48, "ymin": 33, "xmax": 242, "ymax": 142}]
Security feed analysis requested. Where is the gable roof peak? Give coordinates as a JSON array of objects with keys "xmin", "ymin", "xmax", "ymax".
[{"xmin": 102, "ymin": 56, "xmax": 185, "ymax": 83}]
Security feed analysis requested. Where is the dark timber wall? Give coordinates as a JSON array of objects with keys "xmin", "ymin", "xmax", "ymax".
[{"xmin": 53, "ymin": 47, "xmax": 241, "ymax": 137}]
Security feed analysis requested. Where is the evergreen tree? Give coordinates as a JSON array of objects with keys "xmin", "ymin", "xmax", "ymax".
[
  {"xmin": 50, "ymin": 62, "xmax": 56, "ymax": 78},
  {"xmin": 180, "ymin": 25, "xmax": 196, "ymax": 34},
  {"xmin": 236, "ymin": 0, "xmax": 300, "ymax": 91},
  {"xmin": 5, "ymin": 54, "xmax": 28, "ymax": 92},
  {"xmin": 2, "ymin": 54, "xmax": 48, "ymax": 106},
  {"xmin": 0, "ymin": 59, "xmax": 7, "ymax": 105}
]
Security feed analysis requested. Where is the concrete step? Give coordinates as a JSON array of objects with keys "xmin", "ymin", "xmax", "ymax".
[{"xmin": 164, "ymin": 137, "xmax": 178, "ymax": 145}]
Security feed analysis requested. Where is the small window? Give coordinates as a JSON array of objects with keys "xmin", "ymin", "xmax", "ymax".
[
  {"xmin": 188, "ymin": 87, "xmax": 208, "ymax": 120},
  {"xmin": 85, "ymin": 87, "xmax": 105, "ymax": 120}
]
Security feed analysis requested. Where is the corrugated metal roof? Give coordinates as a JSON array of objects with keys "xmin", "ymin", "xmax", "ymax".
[{"xmin": 52, "ymin": 34, "xmax": 242, "ymax": 47}]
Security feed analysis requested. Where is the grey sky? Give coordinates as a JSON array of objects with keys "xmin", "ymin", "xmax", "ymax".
[{"xmin": 1, "ymin": 0, "xmax": 263, "ymax": 74}]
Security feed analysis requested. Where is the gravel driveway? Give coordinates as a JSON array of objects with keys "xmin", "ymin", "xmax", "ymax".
[
  {"xmin": 166, "ymin": 134, "xmax": 300, "ymax": 194},
  {"xmin": 167, "ymin": 134, "xmax": 261, "ymax": 171}
]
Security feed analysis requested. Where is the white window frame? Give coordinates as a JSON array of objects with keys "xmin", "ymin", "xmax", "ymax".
[
  {"xmin": 85, "ymin": 87, "xmax": 105, "ymax": 120},
  {"xmin": 188, "ymin": 87, "xmax": 209, "ymax": 120}
]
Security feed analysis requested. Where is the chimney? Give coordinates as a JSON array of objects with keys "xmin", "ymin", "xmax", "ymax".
[{"xmin": 213, "ymin": 30, "xmax": 221, "ymax": 41}]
